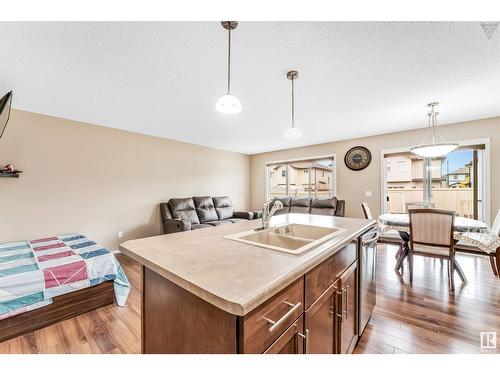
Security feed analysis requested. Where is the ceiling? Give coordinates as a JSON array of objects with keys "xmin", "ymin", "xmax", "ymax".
[{"xmin": 0, "ymin": 22, "xmax": 499, "ymax": 155}]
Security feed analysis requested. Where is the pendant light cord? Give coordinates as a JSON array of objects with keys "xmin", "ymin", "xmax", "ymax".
[
  {"xmin": 291, "ymin": 76, "xmax": 295, "ymax": 127},
  {"xmin": 227, "ymin": 28, "xmax": 231, "ymax": 94},
  {"xmin": 428, "ymin": 103, "xmax": 440, "ymax": 145}
]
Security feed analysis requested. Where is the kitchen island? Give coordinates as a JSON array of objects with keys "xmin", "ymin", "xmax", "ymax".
[{"xmin": 120, "ymin": 213, "xmax": 377, "ymax": 354}]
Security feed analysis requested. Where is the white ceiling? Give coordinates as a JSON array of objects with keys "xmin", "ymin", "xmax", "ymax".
[{"xmin": 0, "ymin": 22, "xmax": 499, "ymax": 154}]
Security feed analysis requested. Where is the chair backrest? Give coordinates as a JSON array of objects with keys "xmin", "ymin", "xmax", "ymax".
[
  {"xmin": 361, "ymin": 203, "xmax": 372, "ymax": 220},
  {"xmin": 491, "ymin": 208, "xmax": 500, "ymax": 236},
  {"xmin": 409, "ymin": 209, "xmax": 455, "ymax": 249},
  {"xmin": 405, "ymin": 201, "xmax": 435, "ymax": 212}
]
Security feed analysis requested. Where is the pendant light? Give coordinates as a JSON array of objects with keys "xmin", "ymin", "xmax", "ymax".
[
  {"xmin": 410, "ymin": 102, "xmax": 458, "ymax": 158},
  {"xmin": 285, "ymin": 70, "xmax": 302, "ymax": 140},
  {"xmin": 215, "ymin": 21, "xmax": 242, "ymax": 114}
]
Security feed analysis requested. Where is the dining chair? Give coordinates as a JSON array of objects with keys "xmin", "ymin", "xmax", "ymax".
[
  {"xmin": 408, "ymin": 208, "xmax": 467, "ymax": 293},
  {"xmin": 361, "ymin": 202, "xmax": 372, "ymax": 220},
  {"xmin": 455, "ymin": 208, "xmax": 500, "ymax": 277},
  {"xmin": 491, "ymin": 209, "xmax": 500, "ymax": 276},
  {"xmin": 363, "ymin": 202, "xmax": 405, "ymax": 260},
  {"xmin": 405, "ymin": 201, "xmax": 435, "ymax": 212}
]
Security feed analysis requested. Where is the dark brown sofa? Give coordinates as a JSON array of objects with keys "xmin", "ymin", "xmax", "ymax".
[
  {"xmin": 160, "ymin": 196, "xmax": 255, "ymax": 234},
  {"xmin": 269, "ymin": 197, "xmax": 345, "ymax": 217}
]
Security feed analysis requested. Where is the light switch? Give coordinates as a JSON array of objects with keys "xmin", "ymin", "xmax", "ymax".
[{"xmin": 365, "ymin": 191, "xmax": 372, "ymax": 197}]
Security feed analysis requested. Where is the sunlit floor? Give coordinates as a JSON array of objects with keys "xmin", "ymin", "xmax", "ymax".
[
  {"xmin": 354, "ymin": 244, "xmax": 500, "ymax": 354},
  {"xmin": 0, "ymin": 245, "xmax": 499, "ymax": 353}
]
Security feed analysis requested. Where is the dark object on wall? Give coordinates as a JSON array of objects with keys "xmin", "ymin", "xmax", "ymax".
[
  {"xmin": 0, "ymin": 91, "xmax": 13, "ymax": 139},
  {"xmin": 0, "ymin": 163, "xmax": 22, "ymax": 178},
  {"xmin": 344, "ymin": 146, "xmax": 372, "ymax": 171}
]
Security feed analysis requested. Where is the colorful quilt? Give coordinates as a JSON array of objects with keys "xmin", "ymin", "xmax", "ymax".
[{"xmin": 0, "ymin": 234, "xmax": 130, "ymax": 320}]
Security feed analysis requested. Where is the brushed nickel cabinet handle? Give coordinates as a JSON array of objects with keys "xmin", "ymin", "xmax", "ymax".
[
  {"xmin": 263, "ymin": 301, "xmax": 302, "ymax": 334},
  {"xmin": 344, "ymin": 285, "xmax": 349, "ymax": 320},
  {"xmin": 336, "ymin": 290, "xmax": 343, "ymax": 322},
  {"xmin": 298, "ymin": 329, "xmax": 309, "ymax": 353},
  {"xmin": 362, "ymin": 231, "xmax": 380, "ymax": 245}
]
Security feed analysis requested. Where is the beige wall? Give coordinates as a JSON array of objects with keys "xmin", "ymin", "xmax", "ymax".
[
  {"xmin": 250, "ymin": 116, "xmax": 500, "ymax": 221},
  {"xmin": 0, "ymin": 110, "xmax": 250, "ymax": 250}
]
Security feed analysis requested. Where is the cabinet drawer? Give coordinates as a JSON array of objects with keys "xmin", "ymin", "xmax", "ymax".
[
  {"xmin": 264, "ymin": 317, "xmax": 304, "ymax": 354},
  {"xmin": 241, "ymin": 278, "xmax": 304, "ymax": 354},
  {"xmin": 305, "ymin": 241, "xmax": 357, "ymax": 309}
]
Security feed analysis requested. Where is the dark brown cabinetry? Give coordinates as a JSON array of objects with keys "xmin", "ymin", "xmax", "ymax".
[
  {"xmin": 304, "ymin": 282, "xmax": 338, "ymax": 353},
  {"xmin": 240, "ymin": 278, "xmax": 304, "ymax": 354},
  {"xmin": 141, "ymin": 232, "xmax": 371, "ymax": 354},
  {"xmin": 337, "ymin": 261, "xmax": 358, "ymax": 354},
  {"xmin": 264, "ymin": 317, "xmax": 304, "ymax": 354}
]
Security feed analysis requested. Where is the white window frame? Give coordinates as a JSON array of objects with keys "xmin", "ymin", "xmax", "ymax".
[
  {"xmin": 380, "ymin": 138, "xmax": 491, "ymax": 225},
  {"xmin": 265, "ymin": 154, "xmax": 337, "ymax": 201}
]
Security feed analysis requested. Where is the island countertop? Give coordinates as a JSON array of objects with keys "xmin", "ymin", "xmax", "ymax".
[{"xmin": 119, "ymin": 213, "xmax": 375, "ymax": 316}]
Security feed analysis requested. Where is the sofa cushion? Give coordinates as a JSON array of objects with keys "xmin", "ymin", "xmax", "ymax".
[
  {"xmin": 168, "ymin": 198, "xmax": 200, "ymax": 224},
  {"xmin": 205, "ymin": 220, "xmax": 232, "ymax": 226},
  {"xmin": 191, "ymin": 223, "xmax": 213, "ymax": 230},
  {"xmin": 227, "ymin": 218, "xmax": 247, "ymax": 223},
  {"xmin": 310, "ymin": 197, "xmax": 338, "ymax": 216},
  {"xmin": 271, "ymin": 197, "xmax": 292, "ymax": 215},
  {"xmin": 290, "ymin": 197, "xmax": 312, "ymax": 214},
  {"xmin": 213, "ymin": 196, "xmax": 235, "ymax": 220},
  {"xmin": 193, "ymin": 196, "xmax": 219, "ymax": 223},
  {"xmin": 233, "ymin": 211, "xmax": 254, "ymax": 220}
]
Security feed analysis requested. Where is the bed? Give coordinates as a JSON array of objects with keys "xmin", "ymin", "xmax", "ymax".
[{"xmin": 0, "ymin": 234, "xmax": 130, "ymax": 342}]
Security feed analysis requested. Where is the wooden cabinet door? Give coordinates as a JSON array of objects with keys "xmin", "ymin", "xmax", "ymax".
[
  {"xmin": 264, "ymin": 317, "xmax": 304, "ymax": 354},
  {"xmin": 304, "ymin": 282, "xmax": 337, "ymax": 354},
  {"xmin": 337, "ymin": 261, "xmax": 358, "ymax": 354}
]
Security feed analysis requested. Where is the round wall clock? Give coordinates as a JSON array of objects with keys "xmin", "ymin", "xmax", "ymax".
[{"xmin": 344, "ymin": 146, "xmax": 372, "ymax": 171}]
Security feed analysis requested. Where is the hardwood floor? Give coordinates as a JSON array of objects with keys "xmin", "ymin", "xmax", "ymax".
[
  {"xmin": 0, "ymin": 246, "xmax": 498, "ymax": 354},
  {"xmin": 354, "ymin": 245, "xmax": 500, "ymax": 354}
]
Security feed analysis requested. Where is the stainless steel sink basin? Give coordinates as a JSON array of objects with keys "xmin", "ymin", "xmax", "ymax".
[{"xmin": 224, "ymin": 223, "xmax": 346, "ymax": 254}]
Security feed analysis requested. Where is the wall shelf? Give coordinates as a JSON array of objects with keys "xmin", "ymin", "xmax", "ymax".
[{"xmin": 0, "ymin": 172, "xmax": 21, "ymax": 178}]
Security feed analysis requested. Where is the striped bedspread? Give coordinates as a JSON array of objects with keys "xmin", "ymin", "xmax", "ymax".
[{"xmin": 0, "ymin": 234, "xmax": 130, "ymax": 320}]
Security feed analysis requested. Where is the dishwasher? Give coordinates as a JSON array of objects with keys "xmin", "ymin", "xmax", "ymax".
[{"xmin": 358, "ymin": 226, "xmax": 379, "ymax": 335}]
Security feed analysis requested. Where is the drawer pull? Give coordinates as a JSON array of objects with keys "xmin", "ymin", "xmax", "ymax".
[
  {"xmin": 298, "ymin": 329, "xmax": 309, "ymax": 353},
  {"xmin": 263, "ymin": 301, "xmax": 302, "ymax": 333},
  {"xmin": 344, "ymin": 285, "xmax": 349, "ymax": 320}
]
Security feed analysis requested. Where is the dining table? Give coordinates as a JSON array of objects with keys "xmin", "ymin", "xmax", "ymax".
[{"xmin": 378, "ymin": 213, "xmax": 500, "ymax": 275}]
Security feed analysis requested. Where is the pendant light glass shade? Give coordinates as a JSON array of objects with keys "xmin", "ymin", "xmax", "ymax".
[
  {"xmin": 215, "ymin": 94, "xmax": 242, "ymax": 114},
  {"xmin": 285, "ymin": 70, "xmax": 302, "ymax": 140},
  {"xmin": 410, "ymin": 102, "xmax": 458, "ymax": 158},
  {"xmin": 410, "ymin": 143, "xmax": 458, "ymax": 158},
  {"xmin": 216, "ymin": 21, "xmax": 241, "ymax": 114}
]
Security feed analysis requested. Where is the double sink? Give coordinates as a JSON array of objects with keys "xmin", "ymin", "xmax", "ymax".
[{"xmin": 225, "ymin": 223, "xmax": 346, "ymax": 255}]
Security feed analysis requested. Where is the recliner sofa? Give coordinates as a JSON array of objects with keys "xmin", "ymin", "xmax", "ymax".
[
  {"xmin": 269, "ymin": 196, "xmax": 345, "ymax": 217},
  {"xmin": 160, "ymin": 196, "xmax": 255, "ymax": 234}
]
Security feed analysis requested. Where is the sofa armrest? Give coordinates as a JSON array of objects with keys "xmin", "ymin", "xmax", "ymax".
[
  {"xmin": 233, "ymin": 211, "xmax": 254, "ymax": 220},
  {"xmin": 163, "ymin": 219, "xmax": 192, "ymax": 234},
  {"xmin": 335, "ymin": 200, "xmax": 345, "ymax": 217},
  {"xmin": 253, "ymin": 211, "xmax": 262, "ymax": 219}
]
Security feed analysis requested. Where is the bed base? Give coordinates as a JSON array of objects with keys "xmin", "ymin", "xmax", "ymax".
[{"xmin": 0, "ymin": 281, "xmax": 114, "ymax": 343}]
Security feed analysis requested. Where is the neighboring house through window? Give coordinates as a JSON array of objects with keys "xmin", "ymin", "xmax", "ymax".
[{"xmin": 267, "ymin": 157, "xmax": 336, "ymax": 199}]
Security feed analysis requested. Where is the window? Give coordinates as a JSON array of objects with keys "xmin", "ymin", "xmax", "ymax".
[
  {"xmin": 267, "ymin": 157, "xmax": 336, "ymax": 199},
  {"xmin": 383, "ymin": 144, "xmax": 488, "ymax": 220}
]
